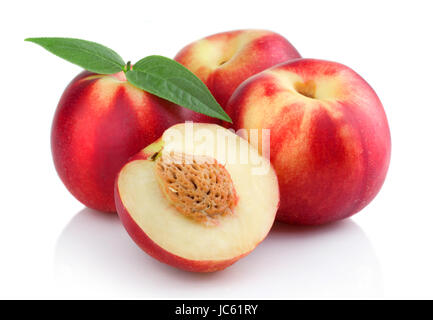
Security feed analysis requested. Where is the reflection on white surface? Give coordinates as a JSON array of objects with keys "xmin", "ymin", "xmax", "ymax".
[{"xmin": 54, "ymin": 208, "xmax": 383, "ymax": 299}]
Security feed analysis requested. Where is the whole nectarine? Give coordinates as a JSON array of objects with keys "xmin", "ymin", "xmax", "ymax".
[
  {"xmin": 226, "ymin": 59, "xmax": 391, "ymax": 225},
  {"xmin": 52, "ymin": 70, "xmax": 184, "ymax": 212},
  {"xmin": 174, "ymin": 29, "xmax": 301, "ymax": 120}
]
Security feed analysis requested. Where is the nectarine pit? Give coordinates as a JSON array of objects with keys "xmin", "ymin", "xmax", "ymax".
[{"xmin": 154, "ymin": 152, "xmax": 237, "ymax": 226}]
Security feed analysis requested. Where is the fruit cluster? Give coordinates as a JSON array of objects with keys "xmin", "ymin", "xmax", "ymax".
[{"xmin": 28, "ymin": 29, "xmax": 391, "ymax": 272}]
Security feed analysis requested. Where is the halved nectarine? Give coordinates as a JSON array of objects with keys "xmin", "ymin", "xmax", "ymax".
[{"xmin": 114, "ymin": 123, "xmax": 279, "ymax": 272}]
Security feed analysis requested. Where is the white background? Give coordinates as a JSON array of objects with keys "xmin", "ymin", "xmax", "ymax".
[{"xmin": 1, "ymin": 0, "xmax": 432, "ymax": 299}]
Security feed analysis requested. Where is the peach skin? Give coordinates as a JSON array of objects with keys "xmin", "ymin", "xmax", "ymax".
[{"xmin": 174, "ymin": 29, "xmax": 301, "ymax": 122}]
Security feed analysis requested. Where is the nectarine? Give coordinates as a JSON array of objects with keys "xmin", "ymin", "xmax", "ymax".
[
  {"xmin": 174, "ymin": 29, "xmax": 301, "ymax": 120},
  {"xmin": 226, "ymin": 59, "xmax": 391, "ymax": 225},
  {"xmin": 115, "ymin": 123, "xmax": 279, "ymax": 272},
  {"xmin": 52, "ymin": 70, "xmax": 185, "ymax": 212}
]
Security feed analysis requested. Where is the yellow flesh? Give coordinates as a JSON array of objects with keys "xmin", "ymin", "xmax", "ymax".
[{"xmin": 117, "ymin": 124, "xmax": 279, "ymax": 261}]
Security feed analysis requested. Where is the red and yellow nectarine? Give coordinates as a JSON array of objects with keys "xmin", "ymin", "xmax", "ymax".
[
  {"xmin": 52, "ymin": 71, "xmax": 185, "ymax": 212},
  {"xmin": 226, "ymin": 59, "xmax": 391, "ymax": 225},
  {"xmin": 174, "ymin": 29, "xmax": 301, "ymax": 120}
]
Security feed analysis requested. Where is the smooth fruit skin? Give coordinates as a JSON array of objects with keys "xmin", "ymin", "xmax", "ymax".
[
  {"xmin": 52, "ymin": 71, "xmax": 183, "ymax": 212},
  {"xmin": 226, "ymin": 59, "xmax": 391, "ymax": 225},
  {"xmin": 174, "ymin": 29, "xmax": 301, "ymax": 118},
  {"xmin": 114, "ymin": 150, "xmax": 249, "ymax": 272}
]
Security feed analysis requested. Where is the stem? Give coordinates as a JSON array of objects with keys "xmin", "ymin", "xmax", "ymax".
[{"xmin": 123, "ymin": 61, "xmax": 132, "ymax": 74}]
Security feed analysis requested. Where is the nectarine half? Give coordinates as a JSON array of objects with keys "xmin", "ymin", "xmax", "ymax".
[{"xmin": 115, "ymin": 123, "xmax": 279, "ymax": 272}]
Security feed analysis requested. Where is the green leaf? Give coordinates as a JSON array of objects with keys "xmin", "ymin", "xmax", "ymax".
[
  {"xmin": 126, "ymin": 55, "xmax": 232, "ymax": 123},
  {"xmin": 25, "ymin": 37, "xmax": 125, "ymax": 74}
]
